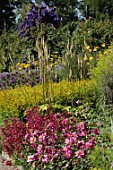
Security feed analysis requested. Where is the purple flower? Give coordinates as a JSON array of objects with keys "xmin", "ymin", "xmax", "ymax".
[
  {"xmin": 17, "ymin": 2, "xmax": 61, "ymax": 38},
  {"xmin": 28, "ymin": 153, "xmax": 39, "ymax": 162}
]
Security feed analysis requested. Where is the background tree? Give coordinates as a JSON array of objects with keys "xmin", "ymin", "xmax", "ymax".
[
  {"xmin": 79, "ymin": 0, "xmax": 113, "ymax": 20},
  {"xmin": 0, "ymin": 0, "xmax": 15, "ymax": 34}
]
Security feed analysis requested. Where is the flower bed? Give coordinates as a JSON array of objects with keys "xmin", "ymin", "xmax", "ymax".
[{"xmin": 0, "ymin": 106, "xmax": 100, "ymax": 169}]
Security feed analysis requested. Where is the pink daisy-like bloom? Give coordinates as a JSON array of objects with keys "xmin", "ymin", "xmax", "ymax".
[
  {"xmin": 27, "ymin": 155, "xmax": 35, "ymax": 162},
  {"xmin": 30, "ymin": 136, "xmax": 36, "ymax": 144},
  {"xmin": 61, "ymin": 118, "xmax": 68, "ymax": 126},
  {"xmin": 64, "ymin": 150, "xmax": 72, "ymax": 159},
  {"xmin": 27, "ymin": 153, "xmax": 39, "ymax": 163},
  {"xmin": 77, "ymin": 122, "xmax": 85, "ymax": 131},
  {"xmin": 65, "ymin": 138, "xmax": 70, "ymax": 145},
  {"xmin": 63, "ymin": 145, "xmax": 71, "ymax": 152},
  {"xmin": 85, "ymin": 137, "xmax": 95, "ymax": 150},
  {"xmin": 37, "ymin": 144, "xmax": 43, "ymax": 153},
  {"xmin": 75, "ymin": 149, "xmax": 85, "ymax": 158},
  {"xmin": 77, "ymin": 140, "xmax": 85, "ymax": 149},
  {"xmin": 79, "ymin": 130, "xmax": 87, "ymax": 137},
  {"xmin": 91, "ymin": 128, "xmax": 100, "ymax": 135},
  {"xmin": 42, "ymin": 154, "xmax": 49, "ymax": 163},
  {"xmin": 38, "ymin": 133, "xmax": 46, "ymax": 142}
]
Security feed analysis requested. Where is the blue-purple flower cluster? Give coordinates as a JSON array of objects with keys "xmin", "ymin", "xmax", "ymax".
[
  {"xmin": 0, "ymin": 71, "xmax": 40, "ymax": 90},
  {"xmin": 17, "ymin": 2, "xmax": 61, "ymax": 38}
]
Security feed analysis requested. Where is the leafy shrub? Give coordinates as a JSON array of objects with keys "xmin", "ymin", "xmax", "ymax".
[
  {"xmin": 90, "ymin": 133, "xmax": 113, "ymax": 170},
  {"xmin": 91, "ymin": 45, "xmax": 113, "ymax": 104},
  {"xmin": 0, "ymin": 80, "xmax": 96, "ymax": 119},
  {"xmin": 1, "ymin": 106, "xmax": 100, "ymax": 170}
]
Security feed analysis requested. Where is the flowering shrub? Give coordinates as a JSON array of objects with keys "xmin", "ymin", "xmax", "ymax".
[
  {"xmin": 1, "ymin": 118, "xmax": 27, "ymax": 156},
  {"xmin": 1, "ymin": 106, "xmax": 100, "ymax": 169},
  {"xmin": 0, "ymin": 79, "xmax": 96, "ymax": 119},
  {"xmin": 17, "ymin": 2, "xmax": 60, "ymax": 38},
  {"xmin": 0, "ymin": 71, "xmax": 40, "ymax": 90}
]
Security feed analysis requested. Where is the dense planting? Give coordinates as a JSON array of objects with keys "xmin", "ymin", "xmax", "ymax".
[
  {"xmin": 1, "ymin": 106, "xmax": 100, "ymax": 169},
  {"xmin": 0, "ymin": 79, "xmax": 96, "ymax": 119},
  {"xmin": 1, "ymin": 1, "xmax": 113, "ymax": 170}
]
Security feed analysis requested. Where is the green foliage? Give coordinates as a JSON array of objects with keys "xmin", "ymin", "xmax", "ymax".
[
  {"xmin": 91, "ymin": 45, "xmax": 113, "ymax": 104},
  {"xmin": 90, "ymin": 135, "xmax": 113, "ymax": 170}
]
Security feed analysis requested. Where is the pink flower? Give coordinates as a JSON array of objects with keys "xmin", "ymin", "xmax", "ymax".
[
  {"xmin": 42, "ymin": 154, "xmax": 49, "ymax": 163},
  {"xmin": 65, "ymin": 138, "xmax": 70, "ymax": 145},
  {"xmin": 77, "ymin": 122, "xmax": 85, "ymax": 131},
  {"xmin": 27, "ymin": 153, "xmax": 39, "ymax": 162},
  {"xmin": 63, "ymin": 145, "xmax": 71, "ymax": 152},
  {"xmin": 50, "ymin": 147, "xmax": 55, "ymax": 155},
  {"xmin": 30, "ymin": 136, "xmax": 36, "ymax": 144},
  {"xmin": 70, "ymin": 137, "xmax": 76, "ymax": 144},
  {"xmin": 5, "ymin": 160, "xmax": 11, "ymax": 166},
  {"xmin": 85, "ymin": 137, "xmax": 95, "ymax": 150},
  {"xmin": 37, "ymin": 144, "xmax": 43, "ymax": 153},
  {"xmin": 75, "ymin": 149, "xmax": 85, "ymax": 158},
  {"xmin": 77, "ymin": 140, "xmax": 85, "ymax": 149},
  {"xmin": 38, "ymin": 133, "xmax": 46, "ymax": 142},
  {"xmin": 91, "ymin": 128, "xmax": 100, "ymax": 135},
  {"xmin": 64, "ymin": 150, "xmax": 72, "ymax": 159},
  {"xmin": 75, "ymin": 112, "xmax": 78, "ymax": 116},
  {"xmin": 79, "ymin": 130, "xmax": 87, "ymax": 137},
  {"xmin": 61, "ymin": 118, "xmax": 68, "ymax": 125},
  {"xmin": 27, "ymin": 155, "xmax": 35, "ymax": 162},
  {"xmin": 25, "ymin": 133, "xmax": 31, "ymax": 140}
]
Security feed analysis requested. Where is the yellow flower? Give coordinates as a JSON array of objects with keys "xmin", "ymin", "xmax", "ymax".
[
  {"xmin": 101, "ymin": 43, "xmax": 105, "ymax": 47},
  {"xmin": 93, "ymin": 46, "xmax": 98, "ymax": 52},
  {"xmin": 18, "ymin": 67, "xmax": 22, "ymax": 70},
  {"xmin": 54, "ymin": 61, "xmax": 58, "ymax": 65},
  {"xmin": 87, "ymin": 62, "xmax": 90, "ymax": 65},
  {"xmin": 17, "ymin": 62, "xmax": 20, "ymax": 66},
  {"xmin": 89, "ymin": 56, "xmax": 93, "ymax": 61},
  {"xmin": 58, "ymin": 58, "xmax": 62, "ymax": 63},
  {"xmin": 24, "ymin": 64, "xmax": 30, "ymax": 68},
  {"xmin": 49, "ymin": 58, "xmax": 54, "ymax": 62},
  {"xmin": 83, "ymin": 57, "xmax": 87, "ymax": 61},
  {"xmin": 86, "ymin": 46, "xmax": 90, "ymax": 50},
  {"xmin": 34, "ymin": 61, "xmax": 39, "ymax": 66},
  {"xmin": 20, "ymin": 63, "xmax": 25, "ymax": 68},
  {"xmin": 54, "ymin": 51, "xmax": 59, "ymax": 54},
  {"xmin": 88, "ymin": 49, "xmax": 92, "ymax": 53},
  {"xmin": 103, "ymin": 50, "xmax": 108, "ymax": 54}
]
